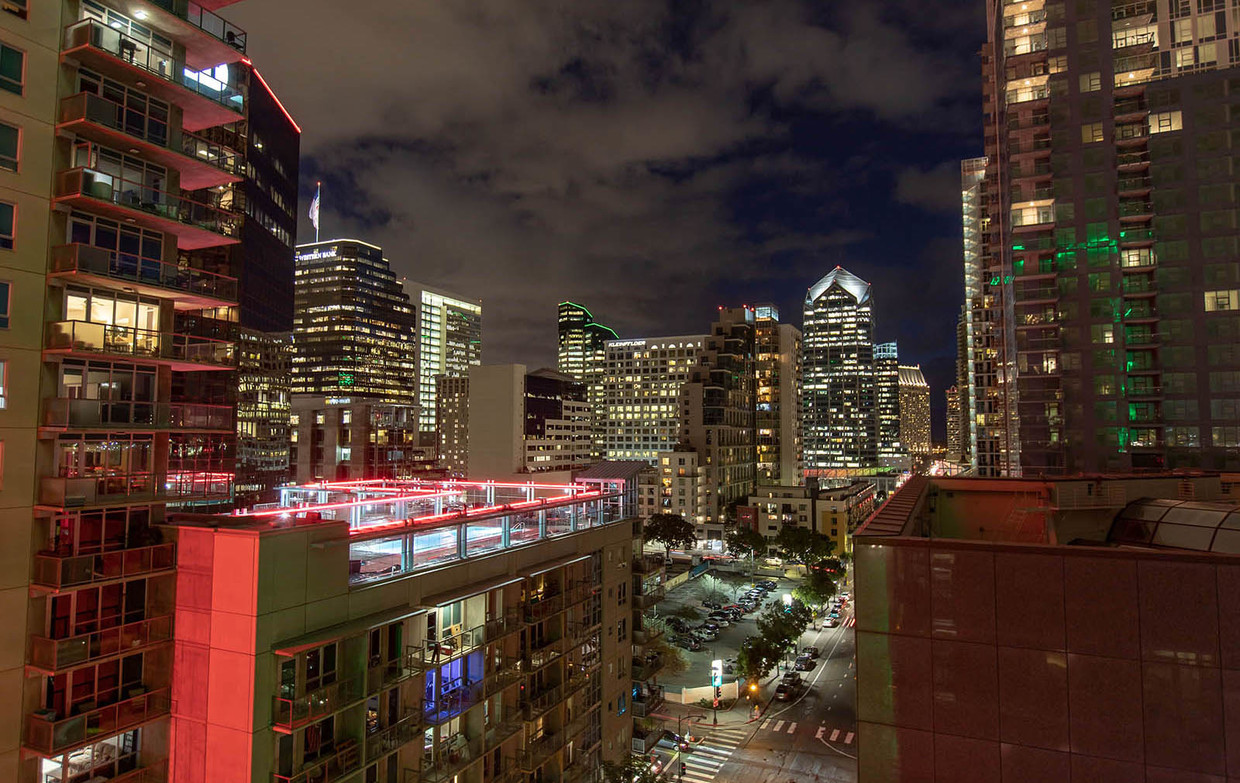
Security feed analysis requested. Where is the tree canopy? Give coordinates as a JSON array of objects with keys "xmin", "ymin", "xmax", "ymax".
[
  {"xmin": 602, "ymin": 756, "xmax": 667, "ymax": 783},
  {"xmin": 724, "ymin": 526, "xmax": 766, "ymax": 558},
  {"xmin": 774, "ymin": 525, "xmax": 835, "ymax": 568},
  {"xmin": 643, "ymin": 513, "xmax": 697, "ymax": 555},
  {"xmin": 736, "ymin": 634, "xmax": 782, "ymax": 682},
  {"xmin": 793, "ymin": 562, "xmax": 839, "ymax": 607}
]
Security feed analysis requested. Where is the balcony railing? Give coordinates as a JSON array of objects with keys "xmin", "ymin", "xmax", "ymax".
[
  {"xmin": 148, "ymin": 0, "xmax": 248, "ymax": 55},
  {"xmin": 365, "ymin": 710, "xmax": 422, "ymax": 761},
  {"xmin": 483, "ymin": 657, "xmax": 524, "ymax": 697},
  {"xmin": 525, "ymin": 582, "xmax": 594, "ymax": 624},
  {"xmin": 39, "ymin": 471, "xmax": 232, "ymax": 508},
  {"xmin": 31, "ymin": 543, "xmax": 175, "ymax": 590},
  {"xmin": 55, "ymin": 167, "xmax": 240, "ymax": 246},
  {"xmin": 50, "ymin": 243, "xmax": 238, "ymax": 308},
  {"xmin": 63, "ymin": 20, "xmax": 244, "ymax": 115},
  {"xmin": 634, "ymin": 585, "xmax": 665, "ymax": 609},
  {"xmin": 58, "ymin": 93, "xmax": 242, "ymax": 189},
  {"xmin": 632, "ymin": 554, "xmax": 664, "ymax": 574},
  {"xmin": 423, "ymin": 679, "xmax": 484, "ymax": 726},
  {"xmin": 273, "ymin": 739, "xmax": 361, "ymax": 783},
  {"xmin": 483, "ymin": 706, "xmax": 524, "ymax": 751},
  {"xmin": 42, "ymin": 398, "xmax": 234, "ymax": 432},
  {"xmin": 29, "ymin": 615, "xmax": 172, "ymax": 672},
  {"xmin": 273, "ymin": 677, "xmax": 364, "ymax": 731},
  {"xmin": 632, "ymin": 685, "xmax": 665, "ymax": 717},
  {"xmin": 519, "ymin": 730, "xmax": 565, "ymax": 772},
  {"xmin": 423, "ymin": 733, "xmax": 485, "ymax": 783},
  {"xmin": 25, "ymin": 687, "xmax": 170, "ymax": 756},
  {"xmin": 46, "ymin": 320, "xmax": 235, "ymax": 369},
  {"xmin": 366, "ymin": 654, "xmax": 422, "ymax": 694},
  {"xmin": 632, "ymin": 653, "xmax": 664, "ymax": 681}
]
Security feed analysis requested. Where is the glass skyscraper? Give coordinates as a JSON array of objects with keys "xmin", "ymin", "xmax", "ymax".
[{"xmin": 408, "ymin": 282, "xmax": 482, "ymax": 438}]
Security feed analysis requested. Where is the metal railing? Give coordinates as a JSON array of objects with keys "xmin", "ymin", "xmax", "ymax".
[
  {"xmin": 51, "ymin": 243, "xmax": 238, "ymax": 304},
  {"xmin": 273, "ymin": 677, "xmax": 364, "ymax": 731},
  {"xmin": 29, "ymin": 615, "xmax": 172, "ymax": 671},
  {"xmin": 366, "ymin": 653, "xmax": 422, "ymax": 693},
  {"xmin": 518, "ymin": 729, "xmax": 565, "ymax": 772},
  {"xmin": 56, "ymin": 167, "xmax": 240, "ymax": 240},
  {"xmin": 366, "ymin": 710, "xmax": 422, "ymax": 761},
  {"xmin": 39, "ymin": 471, "xmax": 232, "ymax": 508},
  {"xmin": 46, "ymin": 320, "xmax": 235, "ymax": 368},
  {"xmin": 64, "ymin": 19, "xmax": 244, "ymax": 112},
  {"xmin": 632, "ymin": 554, "xmax": 664, "ymax": 574},
  {"xmin": 24, "ymin": 687, "xmax": 170, "ymax": 755},
  {"xmin": 632, "ymin": 685, "xmax": 665, "ymax": 717},
  {"xmin": 42, "ymin": 398, "xmax": 233, "ymax": 431},
  {"xmin": 272, "ymin": 739, "xmax": 361, "ymax": 783},
  {"xmin": 32, "ymin": 543, "xmax": 175, "ymax": 589},
  {"xmin": 422, "ymin": 733, "xmax": 484, "ymax": 783},
  {"xmin": 147, "ymin": 0, "xmax": 247, "ymax": 53}
]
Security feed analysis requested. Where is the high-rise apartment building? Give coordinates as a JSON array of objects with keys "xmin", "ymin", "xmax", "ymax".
[
  {"xmin": 947, "ymin": 307, "xmax": 971, "ymax": 464},
  {"xmin": 803, "ymin": 267, "xmax": 878, "ymax": 477},
  {"xmin": 435, "ymin": 374, "xmax": 470, "ymax": 476},
  {"xmin": 946, "ymin": 384, "xmax": 965, "ymax": 461},
  {"xmin": 293, "ymin": 239, "xmax": 417, "ymax": 403},
  {"xmin": 672, "ymin": 307, "xmax": 756, "ymax": 540},
  {"xmin": 898, "ymin": 364, "xmax": 931, "ymax": 458},
  {"xmin": 975, "ymin": 0, "xmax": 1240, "ymax": 474},
  {"xmin": 169, "ymin": 474, "xmax": 640, "ymax": 783},
  {"xmin": 407, "ymin": 282, "xmax": 482, "ymax": 440},
  {"xmin": 601, "ymin": 335, "xmax": 704, "ymax": 462},
  {"xmin": 962, "ymin": 155, "xmax": 1019, "ymax": 477},
  {"xmin": 234, "ymin": 330, "xmax": 291, "ymax": 505},
  {"xmin": 289, "ymin": 395, "xmax": 434, "ymax": 483},
  {"xmin": 466, "ymin": 364, "xmax": 594, "ymax": 480},
  {"xmin": 874, "ymin": 341, "xmax": 904, "ymax": 468},
  {"xmin": 557, "ymin": 301, "xmax": 616, "ymax": 381},
  {"xmin": 855, "ymin": 472, "xmax": 1240, "ymax": 783},
  {"xmin": 754, "ymin": 304, "xmax": 802, "ymax": 486},
  {"xmin": 0, "ymin": 0, "xmax": 264, "ymax": 778}
]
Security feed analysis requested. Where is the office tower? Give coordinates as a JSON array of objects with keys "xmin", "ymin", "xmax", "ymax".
[
  {"xmin": 436, "ymin": 374, "xmax": 470, "ymax": 476},
  {"xmin": 946, "ymin": 384, "xmax": 965, "ymax": 461},
  {"xmin": 466, "ymin": 364, "xmax": 593, "ymax": 480},
  {"xmin": 874, "ymin": 341, "xmax": 904, "ymax": 469},
  {"xmin": 557, "ymin": 301, "xmax": 616, "ymax": 381},
  {"xmin": 289, "ymin": 396, "xmax": 433, "ymax": 483},
  {"xmin": 169, "ymin": 471, "xmax": 641, "ymax": 783},
  {"xmin": 898, "ymin": 364, "xmax": 931, "ymax": 459},
  {"xmin": 292, "ymin": 239, "xmax": 417, "ymax": 403},
  {"xmin": 234, "ymin": 330, "xmax": 291, "ymax": 505},
  {"xmin": 803, "ymin": 266, "xmax": 878, "ymax": 477},
  {"xmin": 978, "ymin": 1, "xmax": 1240, "ymax": 474},
  {"xmin": 601, "ymin": 334, "xmax": 705, "ymax": 462},
  {"xmin": 962, "ymin": 155, "xmax": 1019, "ymax": 477},
  {"xmin": 673, "ymin": 307, "xmax": 757, "ymax": 541},
  {"xmin": 754, "ymin": 305, "xmax": 803, "ymax": 486},
  {"xmin": 0, "ymin": 0, "xmax": 257, "ymax": 778},
  {"xmin": 406, "ymin": 282, "xmax": 481, "ymax": 441},
  {"xmin": 855, "ymin": 472, "xmax": 1240, "ymax": 782}
]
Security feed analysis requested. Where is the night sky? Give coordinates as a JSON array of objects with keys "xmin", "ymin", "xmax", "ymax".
[{"xmin": 229, "ymin": 0, "xmax": 986, "ymax": 441}]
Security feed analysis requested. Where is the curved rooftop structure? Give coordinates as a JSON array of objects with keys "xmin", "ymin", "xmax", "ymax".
[
  {"xmin": 1109, "ymin": 497, "xmax": 1240, "ymax": 553},
  {"xmin": 806, "ymin": 265, "xmax": 871, "ymax": 305}
]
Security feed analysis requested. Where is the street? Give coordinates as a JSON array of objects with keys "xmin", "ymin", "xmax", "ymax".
[{"xmin": 657, "ymin": 590, "xmax": 858, "ymax": 783}]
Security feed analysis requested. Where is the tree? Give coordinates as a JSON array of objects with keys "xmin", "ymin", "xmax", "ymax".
[
  {"xmin": 724, "ymin": 526, "xmax": 767, "ymax": 574},
  {"xmin": 756, "ymin": 600, "xmax": 814, "ymax": 657},
  {"xmin": 643, "ymin": 513, "xmax": 697, "ymax": 561},
  {"xmin": 793, "ymin": 563, "xmax": 838, "ymax": 608},
  {"xmin": 736, "ymin": 633, "xmax": 782, "ymax": 683},
  {"xmin": 602, "ymin": 756, "xmax": 667, "ymax": 783},
  {"xmin": 774, "ymin": 525, "xmax": 835, "ymax": 572}
]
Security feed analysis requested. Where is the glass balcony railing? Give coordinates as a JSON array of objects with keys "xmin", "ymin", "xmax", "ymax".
[
  {"xmin": 39, "ymin": 471, "xmax": 233, "ymax": 508},
  {"xmin": 366, "ymin": 710, "xmax": 422, "ymax": 761},
  {"xmin": 58, "ymin": 93, "xmax": 243, "ymax": 185},
  {"xmin": 31, "ymin": 542, "xmax": 175, "ymax": 590},
  {"xmin": 519, "ymin": 730, "xmax": 565, "ymax": 772},
  {"xmin": 46, "ymin": 320, "xmax": 235, "ymax": 368},
  {"xmin": 273, "ymin": 677, "xmax": 364, "ymax": 731},
  {"xmin": 423, "ymin": 733, "xmax": 485, "ymax": 783},
  {"xmin": 64, "ymin": 19, "xmax": 244, "ymax": 113},
  {"xmin": 147, "ymin": 0, "xmax": 248, "ymax": 54},
  {"xmin": 272, "ymin": 739, "xmax": 361, "ymax": 783},
  {"xmin": 42, "ymin": 398, "xmax": 234, "ymax": 431},
  {"xmin": 25, "ymin": 687, "xmax": 170, "ymax": 756},
  {"xmin": 56, "ymin": 167, "xmax": 240, "ymax": 242},
  {"xmin": 51, "ymin": 243, "xmax": 238, "ymax": 306},
  {"xmin": 29, "ymin": 615, "xmax": 173, "ymax": 672}
]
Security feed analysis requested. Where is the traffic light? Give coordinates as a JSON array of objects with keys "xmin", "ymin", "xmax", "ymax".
[{"xmin": 680, "ymin": 762, "xmax": 687, "ymax": 777}]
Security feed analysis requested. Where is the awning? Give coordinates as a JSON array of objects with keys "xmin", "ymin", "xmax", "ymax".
[
  {"xmin": 523, "ymin": 553, "xmax": 591, "ymax": 578},
  {"xmin": 421, "ymin": 575, "xmax": 523, "ymax": 608},
  {"xmin": 273, "ymin": 604, "xmax": 428, "ymax": 656}
]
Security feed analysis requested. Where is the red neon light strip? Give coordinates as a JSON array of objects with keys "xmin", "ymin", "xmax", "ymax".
[
  {"xmin": 346, "ymin": 491, "xmax": 608, "ymax": 537},
  {"xmin": 248, "ymin": 65, "xmax": 302, "ymax": 134},
  {"xmin": 242, "ymin": 491, "xmax": 446, "ymax": 518}
]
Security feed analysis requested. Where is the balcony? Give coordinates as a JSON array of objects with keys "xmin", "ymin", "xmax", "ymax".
[
  {"xmin": 366, "ymin": 654, "xmax": 422, "ymax": 694},
  {"xmin": 273, "ymin": 739, "xmax": 361, "ymax": 783},
  {"xmin": 61, "ymin": 19, "xmax": 244, "ymax": 132},
  {"xmin": 25, "ymin": 686, "xmax": 170, "ymax": 756},
  {"xmin": 423, "ymin": 679, "xmax": 484, "ymax": 726},
  {"xmin": 42, "ymin": 398, "xmax": 234, "ymax": 434},
  {"xmin": 526, "ymin": 634, "xmax": 568, "ymax": 671},
  {"xmin": 50, "ymin": 243, "xmax": 238, "ymax": 309},
  {"xmin": 58, "ymin": 93, "xmax": 243, "ymax": 190},
  {"xmin": 519, "ymin": 730, "xmax": 565, "ymax": 772},
  {"xmin": 483, "ymin": 707, "xmax": 523, "ymax": 751},
  {"xmin": 38, "ymin": 471, "xmax": 233, "ymax": 510},
  {"xmin": 45, "ymin": 321, "xmax": 235, "ymax": 371},
  {"xmin": 273, "ymin": 677, "xmax": 364, "ymax": 732},
  {"xmin": 365, "ymin": 711, "xmax": 422, "ymax": 762},
  {"xmin": 482, "ymin": 657, "xmax": 524, "ymax": 697},
  {"xmin": 632, "ymin": 554, "xmax": 665, "ymax": 574},
  {"xmin": 525, "ymin": 582, "xmax": 594, "ymax": 624},
  {"xmin": 54, "ymin": 167, "xmax": 240, "ymax": 250},
  {"xmin": 28, "ymin": 615, "xmax": 172, "ymax": 674},
  {"xmin": 632, "ymin": 685, "xmax": 665, "ymax": 718},
  {"xmin": 633, "ymin": 585, "xmax": 665, "ymax": 609},
  {"xmin": 139, "ymin": 0, "xmax": 248, "ymax": 69},
  {"xmin": 423, "ymin": 733, "xmax": 485, "ymax": 783},
  {"xmin": 31, "ymin": 542, "xmax": 175, "ymax": 592},
  {"xmin": 632, "ymin": 626, "xmax": 664, "ymax": 647},
  {"xmin": 633, "ymin": 653, "xmax": 664, "ymax": 681}
]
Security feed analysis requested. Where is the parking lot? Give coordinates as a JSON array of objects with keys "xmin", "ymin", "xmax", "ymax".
[{"xmin": 647, "ymin": 569, "xmax": 794, "ymax": 692}]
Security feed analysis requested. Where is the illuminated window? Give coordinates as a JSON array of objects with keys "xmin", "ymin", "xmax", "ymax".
[
  {"xmin": 1205, "ymin": 289, "xmax": 1239, "ymax": 312},
  {"xmin": 2, "ymin": 0, "xmax": 26, "ymax": 19},
  {"xmin": 1148, "ymin": 111, "xmax": 1183, "ymax": 134},
  {"xmin": 1081, "ymin": 122, "xmax": 1104, "ymax": 143},
  {"xmin": 1079, "ymin": 72, "xmax": 1101, "ymax": 92}
]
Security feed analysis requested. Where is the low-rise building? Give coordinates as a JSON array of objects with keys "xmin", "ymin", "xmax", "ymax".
[
  {"xmin": 744, "ymin": 480, "xmax": 875, "ymax": 557},
  {"xmin": 290, "ymin": 395, "xmax": 435, "ymax": 482}
]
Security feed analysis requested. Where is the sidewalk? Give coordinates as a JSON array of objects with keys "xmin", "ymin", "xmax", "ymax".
[{"xmin": 660, "ymin": 688, "xmax": 772, "ymax": 728}]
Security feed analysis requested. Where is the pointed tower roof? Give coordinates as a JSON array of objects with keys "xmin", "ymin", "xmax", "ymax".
[{"xmin": 806, "ymin": 266, "xmax": 872, "ymax": 305}]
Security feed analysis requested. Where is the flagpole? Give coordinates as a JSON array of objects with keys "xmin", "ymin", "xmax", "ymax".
[{"xmin": 315, "ymin": 181, "xmax": 321, "ymax": 243}]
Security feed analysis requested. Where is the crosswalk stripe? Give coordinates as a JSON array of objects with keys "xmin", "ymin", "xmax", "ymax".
[
  {"xmin": 829, "ymin": 729, "xmax": 840, "ymax": 741},
  {"xmin": 787, "ymin": 722, "xmax": 797, "ymax": 734},
  {"xmin": 760, "ymin": 719, "xmax": 771, "ymax": 730},
  {"xmin": 844, "ymin": 732, "xmax": 855, "ymax": 744},
  {"xmin": 772, "ymin": 720, "xmax": 785, "ymax": 732}
]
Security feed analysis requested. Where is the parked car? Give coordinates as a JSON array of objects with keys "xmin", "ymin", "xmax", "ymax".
[
  {"xmin": 706, "ymin": 618, "xmax": 729, "ymax": 628},
  {"xmin": 694, "ymin": 629, "xmax": 718, "ymax": 642},
  {"xmin": 781, "ymin": 671, "xmax": 802, "ymax": 686},
  {"xmin": 702, "ymin": 600, "xmax": 721, "ymax": 610},
  {"xmin": 775, "ymin": 683, "xmax": 796, "ymax": 700},
  {"xmin": 675, "ymin": 636, "xmax": 702, "ymax": 651},
  {"xmin": 795, "ymin": 655, "xmax": 815, "ymax": 671},
  {"xmin": 764, "ymin": 557, "xmax": 784, "ymax": 566},
  {"xmin": 668, "ymin": 618, "xmax": 688, "ymax": 632},
  {"xmin": 825, "ymin": 618, "xmax": 840, "ymax": 628},
  {"xmin": 828, "ymin": 610, "xmax": 840, "ymax": 619},
  {"xmin": 656, "ymin": 732, "xmax": 691, "ymax": 752},
  {"xmin": 803, "ymin": 646, "xmax": 821, "ymax": 659}
]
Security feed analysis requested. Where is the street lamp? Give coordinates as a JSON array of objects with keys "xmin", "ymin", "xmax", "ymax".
[{"xmin": 711, "ymin": 659, "xmax": 722, "ymax": 726}]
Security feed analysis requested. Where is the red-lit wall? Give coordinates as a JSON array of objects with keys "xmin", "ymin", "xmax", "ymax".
[
  {"xmin": 170, "ymin": 526, "xmax": 261, "ymax": 783},
  {"xmin": 856, "ymin": 536, "xmax": 1240, "ymax": 783}
]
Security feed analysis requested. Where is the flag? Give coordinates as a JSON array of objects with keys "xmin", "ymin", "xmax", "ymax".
[{"xmin": 308, "ymin": 184, "xmax": 320, "ymax": 231}]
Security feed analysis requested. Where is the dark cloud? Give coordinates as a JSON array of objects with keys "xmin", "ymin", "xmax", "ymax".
[
  {"xmin": 228, "ymin": 0, "xmax": 981, "ymax": 438},
  {"xmin": 894, "ymin": 160, "xmax": 964, "ymax": 214}
]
